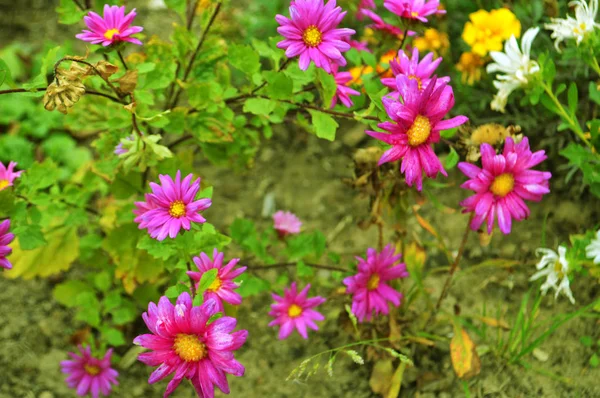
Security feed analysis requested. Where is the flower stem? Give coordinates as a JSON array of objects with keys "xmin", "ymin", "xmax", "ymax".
[
  {"xmin": 247, "ymin": 262, "xmax": 349, "ymax": 273},
  {"xmin": 0, "ymin": 87, "xmax": 124, "ymax": 104},
  {"xmin": 117, "ymin": 50, "xmax": 129, "ymax": 71},
  {"xmin": 433, "ymin": 212, "xmax": 474, "ymax": 314},
  {"xmin": 542, "ymin": 83, "xmax": 592, "ymax": 149}
]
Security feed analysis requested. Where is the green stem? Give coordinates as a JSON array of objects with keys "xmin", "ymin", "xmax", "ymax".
[{"xmin": 542, "ymin": 83, "xmax": 592, "ymax": 148}]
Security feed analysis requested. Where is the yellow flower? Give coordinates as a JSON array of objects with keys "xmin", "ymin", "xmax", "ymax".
[
  {"xmin": 462, "ymin": 8, "xmax": 521, "ymax": 56},
  {"xmin": 377, "ymin": 49, "xmax": 397, "ymax": 78},
  {"xmin": 456, "ymin": 52, "xmax": 485, "ymax": 85},
  {"xmin": 413, "ymin": 28, "xmax": 450, "ymax": 56},
  {"xmin": 349, "ymin": 66, "xmax": 374, "ymax": 85}
]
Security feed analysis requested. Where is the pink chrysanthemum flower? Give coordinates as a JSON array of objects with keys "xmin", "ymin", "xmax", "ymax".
[
  {"xmin": 60, "ymin": 346, "xmax": 119, "ymax": 398},
  {"xmin": 384, "ymin": 0, "xmax": 445, "ymax": 22},
  {"xmin": 276, "ymin": 0, "xmax": 356, "ymax": 73},
  {"xmin": 458, "ymin": 137, "xmax": 551, "ymax": 235},
  {"xmin": 344, "ymin": 36, "xmax": 371, "ymax": 52},
  {"xmin": 187, "ymin": 249, "xmax": 247, "ymax": 312},
  {"xmin": 380, "ymin": 48, "xmax": 449, "ymax": 92},
  {"xmin": 331, "ymin": 64, "xmax": 361, "ymax": 108},
  {"xmin": 366, "ymin": 77, "xmax": 468, "ymax": 190},
  {"xmin": 0, "ymin": 161, "xmax": 23, "ymax": 191},
  {"xmin": 0, "ymin": 220, "xmax": 15, "ymax": 270},
  {"xmin": 268, "ymin": 283, "xmax": 326, "ymax": 339},
  {"xmin": 76, "ymin": 5, "xmax": 143, "ymax": 46},
  {"xmin": 134, "ymin": 294, "xmax": 248, "ymax": 398},
  {"xmin": 343, "ymin": 245, "xmax": 409, "ymax": 322},
  {"xmin": 273, "ymin": 210, "xmax": 302, "ymax": 237},
  {"xmin": 134, "ymin": 171, "xmax": 211, "ymax": 241}
]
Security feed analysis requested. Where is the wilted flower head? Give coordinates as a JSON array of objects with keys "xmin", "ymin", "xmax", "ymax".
[
  {"xmin": 134, "ymin": 171, "xmax": 211, "ymax": 241},
  {"xmin": 586, "ymin": 230, "xmax": 600, "ymax": 264},
  {"xmin": 187, "ymin": 249, "xmax": 247, "ymax": 312},
  {"xmin": 545, "ymin": 0, "xmax": 599, "ymax": 51},
  {"xmin": 331, "ymin": 64, "xmax": 361, "ymax": 108},
  {"xmin": 0, "ymin": 161, "xmax": 23, "ymax": 191},
  {"xmin": 0, "ymin": 220, "xmax": 15, "ymax": 270},
  {"xmin": 273, "ymin": 210, "xmax": 302, "ymax": 237},
  {"xmin": 384, "ymin": 0, "xmax": 445, "ymax": 22},
  {"xmin": 530, "ymin": 246, "xmax": 575, "ymax": 304},
  {"xmin": 343, "ymin": 245, "xmax": 409, "ymax": 322},
  {"xmin": 458, "ymin": 137, "xmax": 551, "ymax": 235},
  {"xmin": 380, "ymin": 47, "xmax": 449, "ymax": 93},
  {"xmin": 367, "ymin": 77, "xmax": 468, "ymax": 190},
  {"xmin": 462, "ymin": 8, "xmax": 521, "ymax": 56},
  {"xmin": 268, "ymin": 282, "xmax": 326, "ymax": 339},
  {"xmin": 60, "ymin": 345, "xmax": 119, "ymax": 398},
  {"xmin": 487, "ymin": 28, "xmax": 541, "ymax": 112},
  {"xmin": 276, "ymin": 0, "xmax": 356, "ymax": 73},
  {"xmin": 76, "ymin": 5, "xmax": 143, "ymax": 46},
  {"xmin": 134, "ymin": 294, "xmax": 248, "ymax": 398}
]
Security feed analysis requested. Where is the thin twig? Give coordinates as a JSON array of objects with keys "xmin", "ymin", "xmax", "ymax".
[
  {"xmin": 72, "ymin": 0, "xmax": 86, "ymax": 11},
  {"xmin": 0, "ymin": 87, "xmax": 124, "ymax": 104},
  {"xmin": 170, "ymin": 1, "xmax": 223, "ymax": 108},
  {"xmin": 433, "ymin": 213, "xmax": 474, "ymax": 313},
  {"xmin": 168, "ymin": 134, "xmax": 194, "ymax": 149},
  {"xmin": 117, "ymin": 50, "xmax": 129, "ymax": 71},
  {"xmin": 259, "ymin": 96, "xmax": 380, "ymax": 121},
  {"xmin": 186, "ymin": 0, "xmax": 201, "ymax": 29},
  {"xmin": 224, "ymin": 58, "xmax": 292, "ymax": 104},
  {"xmin": 247, "ymin": 262, "xmax": 349, "ymax": 273}
]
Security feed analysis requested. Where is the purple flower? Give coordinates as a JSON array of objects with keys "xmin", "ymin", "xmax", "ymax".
[
  {"xmin": 380, "ymin": 48, "xmax": 449, "ymax": 93},
  {"xmin": 276, "ymin": 0, "xmax": 356, "ymax": 73},
  {"xmin": 360, "ymin": 9, "xmax": 411, "ymax": 37},
  {"xmin": 331, "ymin": 64, "xmax": 361, "ymax": 108},
  {"xmin": 134, "ymin": 294, "xmax": 248, "ymax": 398},
  {"xmin": 343, "ymin": 245, "xmax": 409, "ymax": 322},
  {"xmin": 134, "ymin": 171, "xmax": 212, "ymax": 241},
  {"xmin": 76, "ymin": 5, "xmax": 143, "ymax": 46},
  {"xmin": 114, "ymin": 134, "xmax": 136, "ymax": 155},
  {"xmin": 187, "ymin": 249, "xmax": 247, "ymax": 313},
  {"xmin": 366, "ymin": 77, "xmax": 468, "ymax": 190},
  {"xmin": 458, "ymin": 137, "xmax": 552, "ymax": 235},
  {"xmin": 268, "ymin": 283, "xmax": 326, "ymax": 339},
  {"xmin": 273, "ymin": 210, "xmax": 302, "ymax": 237},
  {"xmin": 60, "ymin": 346, "xmax": 119, "ymax": 398},
  {"xmin": 356, "ymin": 0, "xmax": 377, "ymax": 20},
  {"xmin": 384, "ymin": 0, "xmax": 445, "ymax": 23},
  {"xmin": 0, "ymin": 220, "xmax": 15, "ymax": 270},
  {"xmin": 0, "ymin": 161, "xmax": 23, "ymax": 191}
]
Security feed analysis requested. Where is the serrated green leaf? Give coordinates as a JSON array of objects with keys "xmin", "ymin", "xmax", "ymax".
[
  {"xmin": 229, "ymin": 44, "xmax": 260, "ymax": 76},
  {"xmin": 444, "ymin": 147, "xmax": 460, "ymax": 169},
  {"xmin": 309, "ymin": 110, "xmax": 338, "ymax": 141},
  {"xmin": 53, "ymin": 280, "xmax": 92, "ymax": 308},
  {"xmin": 243, "ymin": 98, "xmax": 276, "ymax": 116},
  {"xmin": 198, "ymin": 268, "xmax": 218, "ymax": 293}
]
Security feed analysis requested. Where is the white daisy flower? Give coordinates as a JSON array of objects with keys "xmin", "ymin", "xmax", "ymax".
[
  {"xmin": 545, "ymin": 0, "xmax": 599, "ymax": 51},
  {"xmin": 586, "ymin": 229, "xmax": 600, "ymax": 264},
  {"xmin": 530, "ymin": 245, "xmax": 575, "ymax": 304},
  {"xmin": 487, "ymin": 28, "xmax": 541, "ymax": 113}
]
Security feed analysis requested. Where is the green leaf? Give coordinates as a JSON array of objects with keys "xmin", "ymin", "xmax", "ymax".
[
  {"xmin": 94, "ymin": 272, "xmax": 112, "ymax": 292},
  {"xmin": 316, "ymin": 69, "xmax": 337, "ymax": 107},
  {"xmin": 229, "ymin": 44, "xmax": 260, "ymax": 77},
  {"xmin": 166, "ymin": 284, "xmax": 189, "ymax": 299},
  {"xmin": 12, "ymin": 224, "xmax": 46, "ymax": 250},
  {"xmin": 309, "ymin": 110, "xmax": 338, "ymax": 141},
  {"xmin": 237, "ymin": 275, "xmax": 270, "ymax": 297},
  {"xmin": 111, "ymin": 304, "xmax": 138, "ymax": 325},
  {"xmin": 23, "ymin": 46, "xmax": 60, "ymax": 90},
  {"xmin": 198, "ymin": 268, "xmax": 218, "ymax": 294},
  {"xmin": 590, "ymin": 353, "xmax": 600, "ymax": 368},
  {"xmin": 589, "ymin": 82, "xmax": 600, "ymax": 106},
  {"xmin": 103, "ymin": 291, "xmax": 122, "ymax": 313},
  {"xmin": 444, "ymin": 147, "xmax": 460, "ymax": 169},
  {"xmin": 5, "ymin": 225, "xmax": 80, "ymax": 279},
  {"xmin": 164, "ymin": 0, "xmax": 187, "ymax": 20},
  {"xmin": 265, "ymin": 71, "xmax": 293, "ymax": 100},
  {"xmin": 101, "ymin": 327, "xmax": 127, "ymax": 346},
  {"xmin": 0, "ymin": 58, "xmax": 13, "ymax": 87},
  {"xmin": 56, "ymin": 0, "xmax": 87, "ymax": 25},
  {"xmin": 53, "ymin": 280, "xmax": 91, "ymax": 308},
  {"xmin": 296, "ymin": 260, "xmax": 314, "ymax": 277},
  {"xmin": 75, "ymin": 292, "xmax": 101, "ymax": 327},
  {"xmin": 567, "ymin": 82, "xmax": 578, "ymax": 115},
  {"xmin": 137, "ymin": 234, "xmax": 178, "ymax": 261},
  {"xmin": 580, "ymin": 336, "xmax": 594, "ymax": 347},
  {"xmin": 243, "ymin": 98, "xmax": 276, "ymax": 116},
  {"xmin": 18, "ymin": 159, "xmax": 61, "ymax": 193}
]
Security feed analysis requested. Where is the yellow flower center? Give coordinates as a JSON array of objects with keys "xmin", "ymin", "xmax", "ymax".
[
  {"xmin": 408, "ymin": 74, "xmax": 423, "ymax": 90},
  {"xmin": 367, "ymin": 274, "xmax": 380, "ymax": 291},
  {"xmin": 84, "ymin": 364, "xmax": 101, "ymax": 376},
  {"xmin": 169, "ymin": 200, "xmax": 186, "ymax": 218},
  {"xmin": 0, "ymin": 179, "xmax": 9, "ymax": 191},
  {"xmin": 173, "ymin": 334, "xmax": 207, "ymax": 362},
  {"xmin": 104, "ymin": 28, "xmax": 120, "ymax": 40},
  {"xmin": 490, "ymin": 173, "xmax": 515, "ymax": 197},
  {"xmin": 406, "ymin": 115, "xmax": 432, "ymax": 147},
  {"xmin": 303, "ymin": 25, "xmax": 322, "ymax": 47},
  {"xmin": 207, "ymin": 276, "xmax": 222, "ymax": 292},
  {"xmin": 288, "ymin": 304, "xmax": 303, "ymax": 318},
  {"xmin": 411, "ymin": 11, "xmax": 419, "ymax": 17}
]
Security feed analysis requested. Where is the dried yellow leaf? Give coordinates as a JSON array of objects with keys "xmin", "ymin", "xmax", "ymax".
[{"xmin": 450, "ymin": 328, "xmax": 481, "ymax": 379}]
